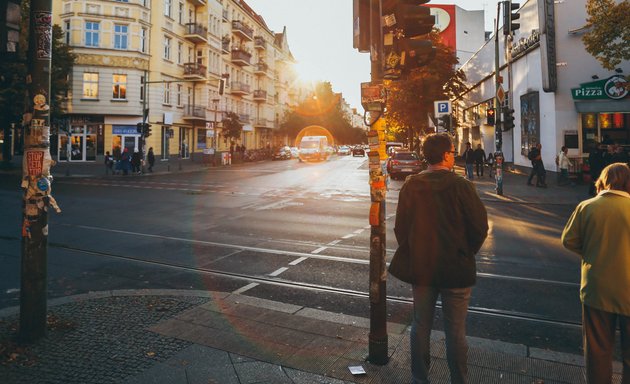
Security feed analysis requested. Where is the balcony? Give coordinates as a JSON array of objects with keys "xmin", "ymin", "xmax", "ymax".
[
  {"xmin": 231, "ymin": 48, "xmax": 252, "ymax": 66},
  {"xmin": 253, "ymin": 89, "xmax": 267, "ymax": 102},
  {"xmin": 184, "ymin": 23, "xmax": 208, "ymax": 44},
  {"xmin": 183, "ymin": 63, "xmax": 207, "ymax": 80},
  {"xmin": 231, "ymin": 20, "xmax": 253, "ymax": 41},
  {"xmin": 238, "ymin": 114, "xmax": 250, "ymax": 124},
  {"xmin": 253, "ymin": 62, "xmax": 268, "ymax": 75},
  {"xmin": 183, "ymin": 104, "xmax": 206, "ymax": 121},
  {"xmin": 254, "ymin": 36, "xmax": 266, "ymax": 50},
  {"xmin": 253, "ymin": 118, "xmax": 274, "ymax": 128},
  {"xmin": 229, "ymin": 81, "xmax": 251, "ymax": 96},
  {"xmin": 187, "ymin": 0, "xmax": 206, "ymax": 6}
]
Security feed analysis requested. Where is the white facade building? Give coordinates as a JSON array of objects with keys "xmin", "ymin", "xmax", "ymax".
[{"xmin": 454, "ymin": 0, "xmax": 629, "ymax": 172}]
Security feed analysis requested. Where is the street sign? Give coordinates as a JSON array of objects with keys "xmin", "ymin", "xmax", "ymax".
[
  {"xmin": 496, "ymin": 85, "xmax": 505, "ymax": 104},
  {"xmin": 434, "ymin": 100, "xmax": 451, "ymax": 116}
]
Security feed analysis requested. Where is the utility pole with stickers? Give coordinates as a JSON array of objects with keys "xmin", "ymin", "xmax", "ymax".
[{"xmin": 20, "ymin": 0, "xmax": 60, "ymax": 342}]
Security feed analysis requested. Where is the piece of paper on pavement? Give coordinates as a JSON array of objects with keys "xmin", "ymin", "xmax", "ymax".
[{"xmin": 348, "ymin": 365, "xmax": 366, "ymax": 375}]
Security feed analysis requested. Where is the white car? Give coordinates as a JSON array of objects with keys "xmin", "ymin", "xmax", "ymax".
[{"xmin": 337, "ymin": 146, "xmax": 351, "ymax": 156}]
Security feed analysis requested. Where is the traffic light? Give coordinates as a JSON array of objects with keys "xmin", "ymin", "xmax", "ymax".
[
  {"xmin": 502, "ymin": 107, "xmax": 515, "ymax": 130},
  {"xmin": 136, "ymin": 122, "xmax": 143, "ymax": 134},
  {"xmin": 352, "ymin": 0, "xmax": 370, "ymax": 52},
  {"xmin": 486, "ymin": 108, "xmax": 495, "ymax": 126},
  {"xmin": 503, "ymin": 1, "xmax": 520, "ymax": 36},
  {"xmin": 437, "ymin": 114, "xmax": 451, "ymax": 132},
  {"xmin": 143, "ymin": 123, "xmax": 152, "ymax": 137},
  {"xmin": 382, "ymin": 0, "xmax": 436, "ymax": 80}
]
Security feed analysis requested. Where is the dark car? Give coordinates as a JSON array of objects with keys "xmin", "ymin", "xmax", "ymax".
[
  {"xmin": 352, "ymin": 146, "xmax": 365, "ymax": 157},
  {"xmin": 272, "ymin": 146, "xmax": 291, "ymax": 160},
  {"xmin": 387, "ymin": 151, "xmax": 425, "ymax": 180}
]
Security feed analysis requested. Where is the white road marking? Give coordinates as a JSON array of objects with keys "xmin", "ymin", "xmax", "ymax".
[
  {"xmin": 268, "ymin": 267, "xmax": 289, "ymax": 276},
  {"xmin": 327, "ymin": 240, "xmax": 341, "ymax": 246},
  {"xmin": 353, "ymin": 229, "xmax": 364, "ymax": 234},
  {"xmin": 232, "ymin": 283, "xmax": 259, "ymax": 294},
  {"xmin": 342, "ymin": 234, "xmax": 355, "ymax": 239},
  {"xmin": 289, "ymin": 257, "xmax": 308, "ymax": 265},
  {"xmin": 311, "ymin": 247, "xmax": 327, "ymax": 254}
]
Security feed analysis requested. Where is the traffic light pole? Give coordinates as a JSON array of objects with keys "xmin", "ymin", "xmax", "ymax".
[
  {"xmin": 367, "ymin": 0, "xmax": 388, "ymax": 366},
  {"xmin": 20, "ymin": 0, "xmax": 57, "ymax": 342},
  {"xmin": 494, "ymin": 2, "xmax": 504, "ymax": 195}
]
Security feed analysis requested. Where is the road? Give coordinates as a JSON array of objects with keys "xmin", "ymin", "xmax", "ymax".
[{"xmin": 0, "ymin": 155, "xmax": 583, "ymax": 354}]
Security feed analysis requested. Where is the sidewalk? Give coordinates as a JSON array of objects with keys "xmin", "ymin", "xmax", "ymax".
[{"xmin": 1, "ymin": 289, "xmax": 621, "ymax": 384}]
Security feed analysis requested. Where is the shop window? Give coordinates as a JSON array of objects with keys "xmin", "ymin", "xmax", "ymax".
[
  {"xmin": 582, "ymin": 113, "xmax": 597, "ymax": 129},
  {"xmin": 599, "ymin": 113, "xmax": 611, "ymax": 129},
  {"xmin": 612, "ymin": 113, "xmax": 625, "ymax": 129}
]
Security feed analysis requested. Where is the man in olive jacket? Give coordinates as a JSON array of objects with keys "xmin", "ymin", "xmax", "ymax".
[{"xmin": 394, "ymin": 133, "xmax": 488, "ymax": 384}]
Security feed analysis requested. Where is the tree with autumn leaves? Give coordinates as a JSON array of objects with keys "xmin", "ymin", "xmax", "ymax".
[
  {"xmin": 582, "ymin": 0, "xmax": 630, "ymax": 71},
  {"xmin": 383, "ymin": 31, "xmax": 466, "ymax": 150}
]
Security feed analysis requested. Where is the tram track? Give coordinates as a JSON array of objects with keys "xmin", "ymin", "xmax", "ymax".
[{"xmin": 48, "ymin": 240, "xmax": 582, "ymax": 329}]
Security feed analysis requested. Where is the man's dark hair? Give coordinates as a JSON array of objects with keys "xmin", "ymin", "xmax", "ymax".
[{"xmin": 422, "ymin": 134, "xmax": 453, "ymax": 165}]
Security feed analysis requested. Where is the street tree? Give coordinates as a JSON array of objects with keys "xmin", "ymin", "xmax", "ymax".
[
  {"xmin": 279, "ymin": 82, "xmax": 361, "ymax": 144},
  {"xmin": 384, "ymin": 31, "xmax": 466, "ymax": 151},
  {"xmin": 221, "ymin": 112, "xmax": 243, "ymax": 144},
  {"xmin": 582, "ymin": 0, "xmax": 630, "ymax": 70},
  {"xmin": 50, "ymin": 24, "xmax": 76, "ymax": 128}
]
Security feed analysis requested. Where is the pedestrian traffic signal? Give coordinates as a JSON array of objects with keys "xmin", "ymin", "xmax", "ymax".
[
  {"xmin": 502, "ymin": 107, "xmax": 515, "ymax": 131},
  {"xmin": 437, "ymin": 114, "xmax": 451, "ymax": 132},
  {"xmin": 503, "ymin": 1, "xmax": 520, "ymax": 36},
  {"xmin": 486, "ymin": 108, "xmax": 495, "ymax": 126},
  {"xmin": 381, "ymin": 0, "xmax": 436, "ymax": 80}
]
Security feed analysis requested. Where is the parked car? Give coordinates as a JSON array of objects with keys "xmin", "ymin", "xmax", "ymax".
[
  {"xmin": 387, "ymin": 151, "xmax": 425, "ymax": 180},
  {"xmin": 272, "ymin": 146, "xmax": 291, "ymax": 160},
  {"xmin": 337, "ymin": 145, "xmax": 351, "ymax": 156},
  {"xmin": 352, "ymin": 146, "xmax": 365, "ymax": 156},
  {"xmin": 289, "ymin": 147, "xmax": 299, "ymax": 158}
]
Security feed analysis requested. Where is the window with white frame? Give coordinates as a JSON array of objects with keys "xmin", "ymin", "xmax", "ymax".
[
  {"xmin": 163, "ymin": 83, "xmax": 171, "ymax": 104},
  {"xmin": 114, "ymin": 24, "xmax": 128, "ymax": 49},
  {"xmin": 163, "ymin": 36, "xmax": 171, "ymax": 60},
  {"xmin": 177, "ymin": 84, "xmax": 183, "ymax": 106},
  {"xmin": 85, "ymin": 21, "xmax": 100, "ymax": 47},
  {"xmin": 140, "ymin": 28, "xmax": 147, "ymax": 53},
  {"xmin": 164, "ymin": 0, "xmax": 172, "ymax": 18},
  {"xmin": 83, "ymin": 73, "xmax": 99, "ymax": 99},
  {"xmin": 177, "ymin": 42, "xmax": 183, "ymax": 64},
  {"xmin": 178, "ymin": 1, "xmax": 184, "ymax": 24},
  {"xmin": 112, "ymin": 74, "xmax": 127, "ymax": 100}
]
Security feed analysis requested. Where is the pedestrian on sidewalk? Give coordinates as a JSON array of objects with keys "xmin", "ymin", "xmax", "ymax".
[
  {"xmin": 486, "ymin": 152, "xmax": 495, "ymax": 178},
  {"xmin": 463, "ymin": 142, "xmax": 475, "ymax": 180},
  {"xmin": 588, "ymin": 143, "xmax": 606, "ymax": 196},
  {"xmin": 131, "ymin": 148, "xmax": 142, "ymax": 174},
  {"xmin": 561, "ymin": 163, "xmax": 630, "ymax": 384},
  {"xmin": 393, "ymin": 133, "xmax": 488, "ymax": 384},
  {"xmin": 557, "ymin": 146, "xmax": 573, "ymax": 186},
  {"xmin": 120, "ymin": 147, "xmax": 131, "ymax": 175},
  {"xmin": 527, "ymin": 143, "xmax": 547, "ymax": 187},
  {"xmin": 474, "ymin": 144, "xmax": 486, "ymax": 177},
  {"xmin": 147, "ymin": 147, "xmax": 155, "ymax": 173},
  {"xmin": 104, "ymin": 151, "xmax": 114, "ymax": 175}
]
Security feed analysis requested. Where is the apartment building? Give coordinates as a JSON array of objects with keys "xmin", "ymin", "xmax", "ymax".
[{"xmin": 52, "ymin": 0, "xmax": 304, "ymax": 163}]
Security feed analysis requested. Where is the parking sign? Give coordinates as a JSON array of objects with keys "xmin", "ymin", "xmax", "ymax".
[{"xmin": 434, "ymin": 100, "xmax": 451, "ymax": 116}]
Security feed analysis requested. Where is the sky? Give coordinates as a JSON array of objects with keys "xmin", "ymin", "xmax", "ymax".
[{"xmin": 245, "ymin": 0, "xmax": 499, "ymax": 112}]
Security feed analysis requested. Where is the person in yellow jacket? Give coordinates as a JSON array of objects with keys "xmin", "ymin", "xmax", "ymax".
[{"xmin": 561, "ymin": 162, "xmax": 630, "ymax": 384}]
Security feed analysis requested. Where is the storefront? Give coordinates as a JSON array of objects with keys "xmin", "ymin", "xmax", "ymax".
[
  {"xmin": 572, "ymin": 75, "xmax": 630, "ymax": 155},
  {"xmin": 111, "ymin": 125, "xmax": 141, "ymax": 160},
  {"xmin": 58, "ymin": 116, "xmax": 104, "ymax": 162}
]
